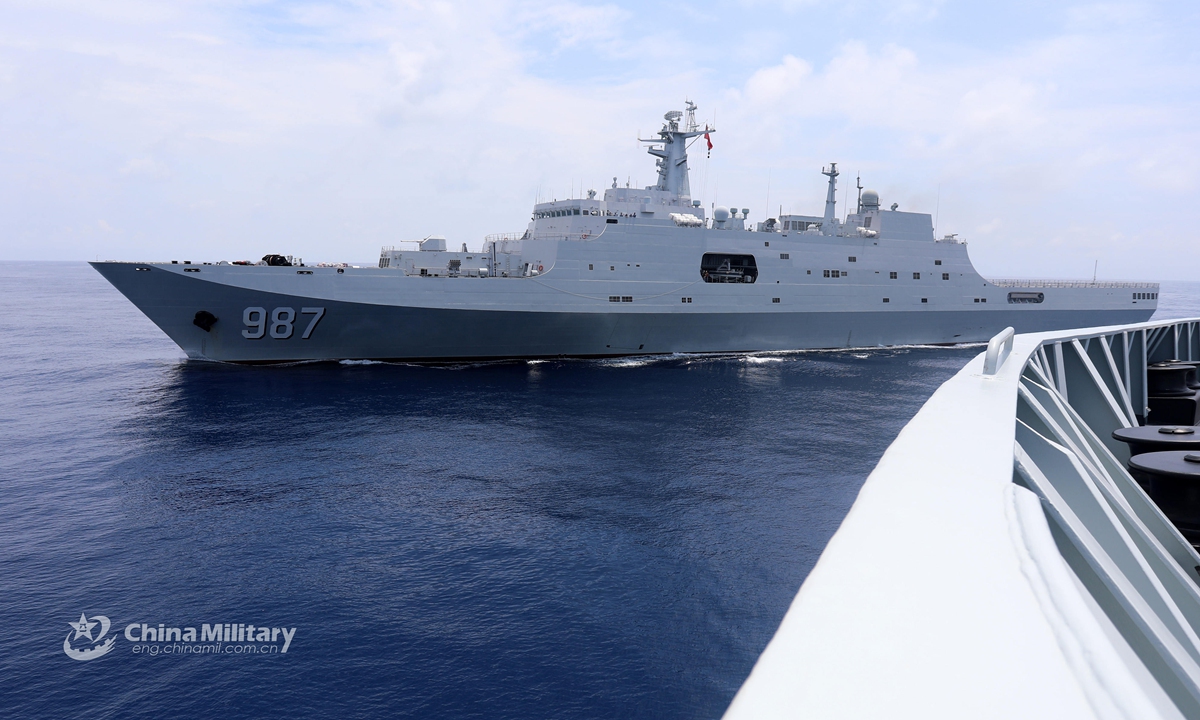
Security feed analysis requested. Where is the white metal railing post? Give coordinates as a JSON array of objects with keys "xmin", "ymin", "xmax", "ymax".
[{"xmin": 982, "ymin": 326, "xmax": 1016, "ymax": 375}]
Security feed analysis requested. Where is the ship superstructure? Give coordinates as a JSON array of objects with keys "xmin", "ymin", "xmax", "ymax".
[{"xmin": 92, "ymin": 102, "xmax": 1158, "ymax": 363}]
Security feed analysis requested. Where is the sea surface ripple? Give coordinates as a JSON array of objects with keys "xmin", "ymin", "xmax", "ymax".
[{"xmin": 2, "ymin": 263, "xmax": 1196, "ymax": 719}]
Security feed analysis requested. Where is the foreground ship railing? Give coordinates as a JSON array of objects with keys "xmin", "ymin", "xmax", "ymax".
[{"xmin": 725, "ymin": 317, "xmax": 1200, "ymax": 719}]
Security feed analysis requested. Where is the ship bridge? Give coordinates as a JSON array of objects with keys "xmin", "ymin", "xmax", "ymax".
[{"xmin": 528, "ymin": 102, "xmax": 711, "ymax": 238}]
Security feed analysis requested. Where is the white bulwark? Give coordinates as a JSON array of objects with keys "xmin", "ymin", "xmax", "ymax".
[
  {"xmin": 725, "ymin": 319, "xmax": 1200, "ymax": 720},
  {"xmin": 92, "ymin": 102, "xmax": 1158, "ymax": 363}
]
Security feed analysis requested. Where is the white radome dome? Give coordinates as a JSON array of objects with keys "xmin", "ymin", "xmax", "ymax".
[
  {"xmin": 861, "ymin": 190, "xmax": 880, "ymax": 209},
  {"xmin": 713, "ymin": 206, "xmax": 731, "ymax": 222}
]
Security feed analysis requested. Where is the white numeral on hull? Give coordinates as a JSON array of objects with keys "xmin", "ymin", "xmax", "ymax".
[{"xmin": 242, "ymin": 306, "xmax": 325, "ymax": 340}]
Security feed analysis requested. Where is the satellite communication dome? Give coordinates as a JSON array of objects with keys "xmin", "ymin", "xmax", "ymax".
[
  {"xmin": 862, "ymin": 190, "xmax": 880, "ymax": 209},
  {"xmin": 714, "ymin": 206, "xmax": 731, "ymax": 222}
]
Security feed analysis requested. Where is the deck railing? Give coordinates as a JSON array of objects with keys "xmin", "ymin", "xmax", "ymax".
[
  {"xmin": 988, "ymin": 278, "xmax": 1160, "ymax": 289},
  {"xmin": 483, "ymin": 232, "xmax": 528, "ymax": 245}
]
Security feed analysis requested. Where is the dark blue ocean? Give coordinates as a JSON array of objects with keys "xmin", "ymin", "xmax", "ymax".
[{"xmin": 3, "ymin": 263, "xmax": 1197, "ymax": 719}]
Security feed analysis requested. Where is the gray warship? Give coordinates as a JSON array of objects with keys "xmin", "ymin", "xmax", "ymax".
[{"xmin": 92, "ymin": 102, "xmax": 1159, "ymax": 363}]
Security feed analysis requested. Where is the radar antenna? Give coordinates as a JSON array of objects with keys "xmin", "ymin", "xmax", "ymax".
[{"xmin": 636, "ymin": 101, "xmax": 710, "ymax": 199}]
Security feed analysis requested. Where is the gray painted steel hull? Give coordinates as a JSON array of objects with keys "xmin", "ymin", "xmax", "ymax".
[{"xmin": 91, "ymin": 262, "xmax": 1154, "ymax": 363}]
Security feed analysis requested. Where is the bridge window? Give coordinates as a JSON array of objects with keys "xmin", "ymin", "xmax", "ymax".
[{"xmin": 701, "ymin": 253, "xmax": 758, "ymax": 283}]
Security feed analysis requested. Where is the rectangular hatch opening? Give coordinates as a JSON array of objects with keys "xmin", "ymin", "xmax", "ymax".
[{"xmin": 701, "ymin": 253, "xmax": 758, "ymax": 283}]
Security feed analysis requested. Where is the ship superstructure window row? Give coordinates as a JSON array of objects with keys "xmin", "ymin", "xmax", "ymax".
[
  {"xmin": 537, "ymin": 208, "xmax": 642, "ymax": 219},
  {"xmin": 823, "ymin": 269, "xmax": 848, "ymax": 278}
]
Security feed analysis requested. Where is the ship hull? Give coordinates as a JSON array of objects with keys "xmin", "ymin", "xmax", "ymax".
[{"xmin": 91, "ymin": 262, "xmax": 1155, "ymax": 363}]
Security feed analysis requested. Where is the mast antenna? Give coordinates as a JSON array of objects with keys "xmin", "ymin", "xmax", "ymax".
[
  {"xmin": 934, "ymin": 184, "xmax": 941, "ymax": 235},
  {"xmin": 685, "ymin": 100, "xmax": 698, "ymax": 133},
  {"xmin": 856, "ymin": 174, "xmax": 863, "ymax": 214},
  {"xmin": 765, "ymin": 171, "xmax": 771, "ymax": 224}
]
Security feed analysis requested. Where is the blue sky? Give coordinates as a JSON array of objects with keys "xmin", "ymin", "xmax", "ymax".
[{"xmin": 1, "ymin": 0, "xmax": 1197, "ymax": 279}]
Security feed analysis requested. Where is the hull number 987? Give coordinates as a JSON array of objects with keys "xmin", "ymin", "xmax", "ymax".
[{"xmin": 242, "ymin": 307, "xmax": 325, "ymax": 340}]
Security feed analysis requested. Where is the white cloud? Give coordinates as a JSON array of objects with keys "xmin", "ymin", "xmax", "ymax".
[
  {"xmin": 0, "ymin": 0, "xmax": 1196, "ymax": 282},
  {"xmin": 119, "ymin": 156, "xmax": 169, "ymax": 177},
  {"xmin": 713, "ymin": 29, "xmax": 1199, "ymax": 279}
]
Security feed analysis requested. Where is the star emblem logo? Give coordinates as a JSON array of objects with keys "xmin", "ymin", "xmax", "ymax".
[
  {"xmin": 69, "ymin": 613, "xmax": 98, "ymax": 642},
  {"xmin": 63, "ymin": 612, "xmax": 115, "ymax": 661}
]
